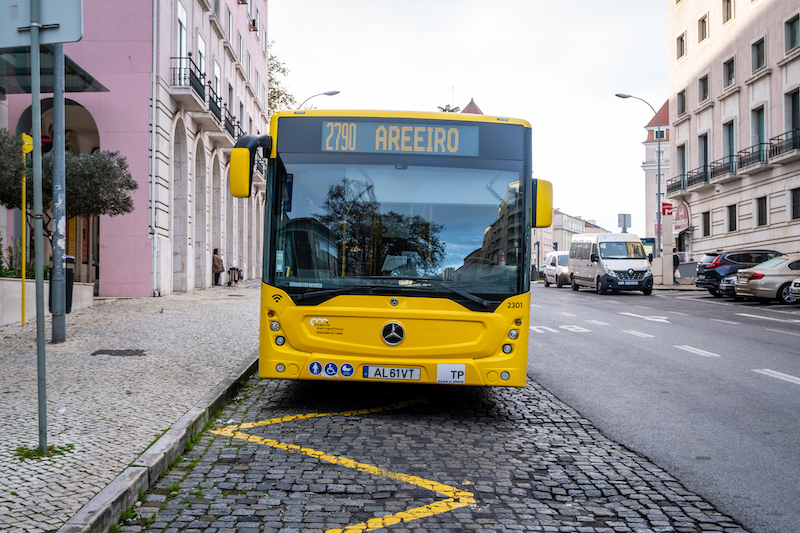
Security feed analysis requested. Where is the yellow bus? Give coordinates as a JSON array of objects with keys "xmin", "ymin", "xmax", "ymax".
[{"xmin": 230, "ymin": 110, "xmax": 552, "ymax": 386}]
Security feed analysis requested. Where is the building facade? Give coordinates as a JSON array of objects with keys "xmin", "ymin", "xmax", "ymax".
[
  {"xmin": 641, "ymin": 101, "xmax": 671, "ymax": 242},
  {"xmin": 5, "ymin": 0, "xmax": 269, "ymax": 297},
  {"xmin": 552, "ymin": 209, "xmax": 586, "ymax": 254},
  {"xmin": 667, "ymin": 0, "xmax": 800, "ymax": 258}
]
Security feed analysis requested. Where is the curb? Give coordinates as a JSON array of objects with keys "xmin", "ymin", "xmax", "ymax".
[{"xmin": 57, "ymin": 351, "xmax": 260, "ymax": 533}]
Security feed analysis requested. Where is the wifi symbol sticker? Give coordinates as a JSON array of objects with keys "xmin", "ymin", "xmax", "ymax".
[{"xmin": 272, "ymin": 294, "xmax": 283, "ymax": 302}]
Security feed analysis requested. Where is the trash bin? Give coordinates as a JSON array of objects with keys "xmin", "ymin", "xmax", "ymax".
[{"xmin": 49, "ymin": 255, "xmax": 75, "ymax": 314}]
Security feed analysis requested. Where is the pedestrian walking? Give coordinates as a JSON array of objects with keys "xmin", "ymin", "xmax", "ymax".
[
  {"xmin": 212, "ymin": 248, "xmax": 224, "ymax": 286},
  {"xmin": 673, "ymin": 247, "xmax": 680, "ymax": 285}
]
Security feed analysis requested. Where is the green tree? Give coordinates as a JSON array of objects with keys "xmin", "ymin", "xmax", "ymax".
[
  {"xmin": 0, "ymin": 128, "xmax": 138, "ymax": 236},
  {"xmin": 267, "ymin": 41, "xmax": 297, "ymax": 119}
]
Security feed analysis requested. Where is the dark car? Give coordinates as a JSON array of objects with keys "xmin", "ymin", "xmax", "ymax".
[{"xmin": 696, "ymin": 249, "xmax": 783, "ymax": 296}]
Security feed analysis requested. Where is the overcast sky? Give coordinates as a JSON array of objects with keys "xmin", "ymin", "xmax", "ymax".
[{"xmin": 268, "ymin": 0, "xmax": 669, "ymax": 236}]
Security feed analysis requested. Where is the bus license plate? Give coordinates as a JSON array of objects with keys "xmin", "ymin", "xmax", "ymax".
[
  {"xmin": 363, "ymin": 366, "xmax": 421, "ymax": 381},
  {"xmin": 620, "ymin": 281, "xmax": 636, "ymax": 285}
]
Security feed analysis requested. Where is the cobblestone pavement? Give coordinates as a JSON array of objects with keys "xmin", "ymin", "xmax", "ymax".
[
  {"xmin": 127, "ymin": 378, "xmax": 749, "ymax": 533},
  {"xmin": 0, "ymin": 282, "xmax": 260, "ymax": 533}
]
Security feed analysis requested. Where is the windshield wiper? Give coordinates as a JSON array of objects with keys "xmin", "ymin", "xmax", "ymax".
[
  {"xmin": 291, "ymin": 285, "xmax": 380, "ymax": 301},
  {"xmin": 364, "ymin": 276, "xmax": 492, "ymax": 309}
]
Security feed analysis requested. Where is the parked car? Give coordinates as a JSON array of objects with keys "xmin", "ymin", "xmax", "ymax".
[
  {"xmin": 718, "ymin": 274, "xmax": 738, "ymax": 299},
  {"xmin": 543, "ymin": 251, "xmax": 570, "ymax": 288},
  {"xmin": 734, "ymin": 254, "xmax": 800, "ymax": 304},
  {"xmin": 695, "ymin": 249, "xmax": 783, "ymax": 296},
  {"xmin": 790, "ymin": 278, "xmax": 800, "ymax": 299}
]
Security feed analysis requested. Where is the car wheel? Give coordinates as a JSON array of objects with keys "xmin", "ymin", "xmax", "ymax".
[
  {"xmin": 544, "ymin": 277, "xmax": 550, "ymax": 287},
  {"xmin": 642, "ymin": 286, "xmax": 652, "ymax": 296},
  {"xmin": 707, "ymin": 288, "xmax": 720, "ymax": 297},
  {"xmin": 596, "ymin": 277, "xmax": 605, "ymax": 295},
  {"xmin": 571, "ymin": 276, "xmax": 579, "ymax": 291},
  {"xmin": 777, "ymin": 283, "xmax": 795, "ymax": 305}
]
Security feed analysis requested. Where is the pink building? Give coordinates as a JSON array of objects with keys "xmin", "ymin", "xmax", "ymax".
[{"xmin": 4, "ymin": 0, "xmax": 268, "ymax": 297}]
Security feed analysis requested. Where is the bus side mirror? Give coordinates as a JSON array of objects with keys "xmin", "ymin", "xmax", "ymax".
[
  {"xmin": 230, "ymin": 134, "xmax": 272, "ymax": 198},
  {"xmin": 591, "ymin": 253, "xmax": 598, "ymax": 263},
  {"xmin": 648, "ymin": 253, "xmax": 654, "ymax": 262},
  {"xmin": 530, "ymin": 178, "xmax": 553, "ymax": 228}
]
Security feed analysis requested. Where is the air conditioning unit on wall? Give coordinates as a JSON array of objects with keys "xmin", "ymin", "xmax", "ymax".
[{"xmin": 248, "ymin": 19, "xmax": 257, "ymax": 31}]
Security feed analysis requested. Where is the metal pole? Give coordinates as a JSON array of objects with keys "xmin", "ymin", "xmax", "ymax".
[
  {"xmin": 616, "ymin": 94, "xmax": 662, "ymax": 257},
  {"xmin": 30, "ymin": 0, "xmax": 48, "ymax": 453},
  {"xmin": 52, "ymin": 43, "xmax": 66, "ymax": 343}
]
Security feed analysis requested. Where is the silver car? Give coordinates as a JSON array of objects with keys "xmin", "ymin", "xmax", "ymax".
[
  {"xmin": 543, "ymin": 251, "xmax": 570, "ymax": 288},
  {"xmin": 734, "ymin": 254, "xmax": 800, "ymax": 304}
]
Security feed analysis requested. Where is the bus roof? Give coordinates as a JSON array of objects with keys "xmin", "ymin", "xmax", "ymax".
[{"xmin": 271, "ymin": 109, "xmax": 531, "ymax": 130}]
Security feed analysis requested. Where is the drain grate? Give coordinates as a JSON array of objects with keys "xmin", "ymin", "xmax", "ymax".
[{"xmin": 91, "ymin": 349, "xmax": 145, "ymax": 357}]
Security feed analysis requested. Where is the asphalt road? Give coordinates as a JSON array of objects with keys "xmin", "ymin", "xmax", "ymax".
[{"xmin": 527, "ymin": 282, "xmax": 800, "ymax": 533}]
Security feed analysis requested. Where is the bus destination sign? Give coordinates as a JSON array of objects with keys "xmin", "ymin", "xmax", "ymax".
[{"xmin": 322, "ymin": 121, "xmax": 479, "ymax": 156}]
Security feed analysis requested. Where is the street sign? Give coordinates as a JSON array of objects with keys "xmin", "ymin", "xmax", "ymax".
[
  {"xmin": 0, "ymin": 0, "xmax": 83, "ymax": 48},
  {"xmin": 21, "ymin": 133, "xmax": 33, "ymax": 153},
  {"xmin": 618, "ymin": 213, "xmax": 631, "ymax": 229},
  {"xmin": 662, "ymin": 202, "xmax": 673, "ymax": 216}
]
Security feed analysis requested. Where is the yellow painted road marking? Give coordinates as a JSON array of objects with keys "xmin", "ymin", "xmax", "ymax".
[{"xmin": 210, "ymin": 401, "xmax": 475, "ymax": 532}]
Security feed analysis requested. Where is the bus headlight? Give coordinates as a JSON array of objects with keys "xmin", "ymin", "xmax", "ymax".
[
  {"xmin": 508, "ymin": 329, "xmax": 519, "ymax": 340},
  {"xmin": 502, "ymin": 344, "xmax": 513, "ymax": 354},
  {"xmin": 603, "ymin": 264, "xmax": 617, "ymax": 278},
  {"xmin": 270, "ymin": 321, "xmax": 281, "ymax": 331}
]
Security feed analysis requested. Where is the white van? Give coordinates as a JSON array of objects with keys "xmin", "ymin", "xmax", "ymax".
[
  {"xmin": 568, "ymin": 233, "xmax": 653, "ymax": 295},
  {"xmin": 543, "ymin": 251, "xmax": 570, "ymax": 287}
]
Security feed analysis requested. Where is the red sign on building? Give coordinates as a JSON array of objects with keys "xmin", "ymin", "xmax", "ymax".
[
  {"xmin": 674, "ymin": 204, "xmax": 690, "ymax": 231},
  {"xmin": 662, "ymin": 202, "xmax": 673, "ymax": 216}
]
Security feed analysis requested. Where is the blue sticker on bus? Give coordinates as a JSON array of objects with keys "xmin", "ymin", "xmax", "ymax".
[
  {"xmin": 324, "ymin": 362, "xmax": 338, "ymax": 377},
  {"xmin": 340, "ymin": 363, "xmax": 354, "ymax": 378},
  {"xmin": 309, "ymin": 361, "xmax": 323, "ymax": 376}
]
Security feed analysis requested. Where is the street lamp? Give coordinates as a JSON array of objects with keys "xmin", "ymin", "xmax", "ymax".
[
  {"xmin": 299, "ymin": 90, "xmax": 340, "ymax": 109},
  {"xmin": 616, "ymin": 93, "xmax": 662, "ymax": 258}
]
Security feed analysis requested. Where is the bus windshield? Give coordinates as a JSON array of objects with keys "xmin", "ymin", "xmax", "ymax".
[
  {"xmin": 269, "ymin": 154, "xmax": 526, "ymax": 305},
  {"xmin": 598, "ymin": 241, "xmax": 647, "ymax": 260}
]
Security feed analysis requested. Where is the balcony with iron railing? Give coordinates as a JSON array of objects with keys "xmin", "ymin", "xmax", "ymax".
[
  {"xmin": 686, "ymin": 165, "xmax": 711, "ymax": 190},
  {"xmin": 736, "ymin": 142, "xmax": 772, "ymax": 175},
  {"xmin": 169, "ymin": 54, "xmax": 206, "ymax": 112},
  {"xmin": 769, "ymin": 129, "xmax": 800, "ymax": 165},
  {"xmin": 709, "ymin": 155, "xmax": 740, "ymax": 184},
  {"xmin": 666, "ymin": 174, "xmax": 687, "ymax": 197}
]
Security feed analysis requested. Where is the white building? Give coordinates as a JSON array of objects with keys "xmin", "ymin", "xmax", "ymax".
[
  {"xmin": 667, "ymin": 0, "xmax": 800, "ymax": 257},
  {"xmin": 641, "ymin": 101, "xmax": 671, "ymax": 244}
]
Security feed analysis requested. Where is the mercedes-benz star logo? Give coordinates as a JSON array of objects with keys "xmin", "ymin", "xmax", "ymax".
[{"xmin": 382, "ymin": 322, "xmax": 404, "ymax": 346}]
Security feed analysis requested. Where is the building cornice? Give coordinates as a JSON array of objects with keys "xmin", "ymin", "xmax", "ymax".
[
  {"xmin": 777, "ymin": 47, "xmax": 800, "ymax": 68},
  {"xmin": 694, "ymin": 99, "xmax": 714, "ymax": 115},
  {"xmin": 719, "ymin": 85, "xmax": 740, "ymax": 101},
  {"xmin": 745, "ymin": 68, "xmax": 771, "ymax": 86},
  {"xmin": 673, "ymin": 113, "xmax": 691, "ymax": 127}
]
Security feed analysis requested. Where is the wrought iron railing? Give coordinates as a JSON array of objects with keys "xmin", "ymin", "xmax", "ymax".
[
  {"xmin": 224, "ymin": 106, "xmax": 236, "ymax": 137},
  {"xmin": 170, "ymin": 55, "xmax": 205, "ymax": 102},
  {"xmin": 255, "ymin": 154, "xmax": 267, "ymax": 175},
  {"xmin": 686, "ymin": 166, "xmax": 709, "ymax": 188},
  {"xmin": 709, "ymin": 155, "xmax": 736, "ymax": 179},
  {"xmin": 769, "ymin": 129, "xmax": 800, "ymax": 158},
  {"xmin": 737, "ymin": 143, "xmax": 770, "ymax": 169},
  {"xmin": 667, "ymin": 174, "xmax": 685, "ymax": 195},
  {"xmin": 207, "ymin": 83, "xmax": 222, "ymax": 122}
]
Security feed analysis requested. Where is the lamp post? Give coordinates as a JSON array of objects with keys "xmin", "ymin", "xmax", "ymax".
[
  {"xmin": 616, "ymin": 93, "xmax": 662, "ymax": 258},
  {"xmin": 299, "ymin": 90, "xmax": 340, "ymax": 109}
]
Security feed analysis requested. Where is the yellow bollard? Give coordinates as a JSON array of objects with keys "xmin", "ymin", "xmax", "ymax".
[{"xmin": 21, "ymin": 133, "xmax": 33, "ymax": 325}]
